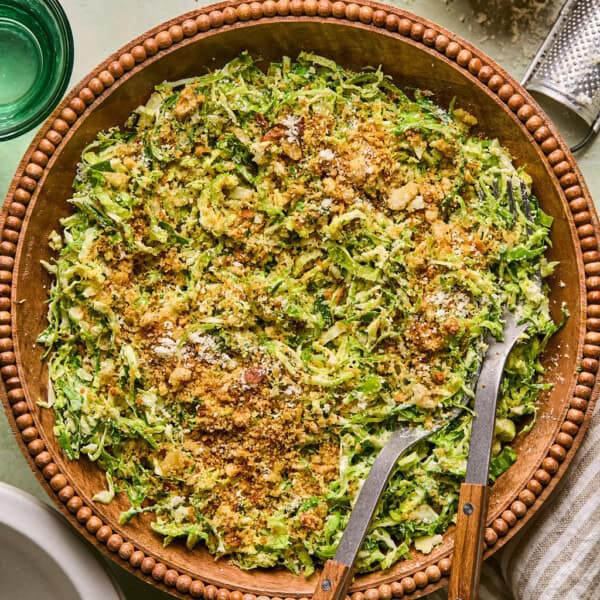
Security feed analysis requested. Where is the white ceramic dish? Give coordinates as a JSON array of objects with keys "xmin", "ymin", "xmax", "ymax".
[{"xmin": 0, "ymin": 482, "xmax": 124, "ymax": 600}]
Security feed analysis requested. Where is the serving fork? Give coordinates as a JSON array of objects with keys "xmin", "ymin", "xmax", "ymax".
[{"xmin": 313, "ymin": 181, "xmax": 535, "ymax": 600}]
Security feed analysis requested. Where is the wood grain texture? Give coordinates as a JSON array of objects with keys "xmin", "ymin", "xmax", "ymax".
[
  {"xmin": 0, "ymin": 1, "xmax": 597, "ymax": 599},
  {"xmin": 313, "ymin": 560, "xmax": 353, "ymax": 600},
  {"xmin": 448, "ymin": 483, "xmax": 489, "ymax": 600}
]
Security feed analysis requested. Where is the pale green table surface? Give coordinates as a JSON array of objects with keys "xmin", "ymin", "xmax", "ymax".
[{"xmin": 0, "ymin": 1, "xmax": 598, "ymax": 598}]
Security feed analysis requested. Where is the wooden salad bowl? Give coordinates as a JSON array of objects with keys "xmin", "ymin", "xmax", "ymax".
[{"xmin": 1, "ymin": 1, "xmax": 597, "ymax": 598}]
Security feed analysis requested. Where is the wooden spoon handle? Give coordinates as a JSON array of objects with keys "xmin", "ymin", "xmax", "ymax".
[
  {"xmin": 448, "ymin": 482, "xmax": 489, "ymax": 600},
  {"xmin": 313, "ymin": 559, "xmax": 353, "ymax": 600}
]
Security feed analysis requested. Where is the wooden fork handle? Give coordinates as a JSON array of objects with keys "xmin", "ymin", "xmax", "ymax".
[
  {"xmin": 313, "ymin": 559, "xmax": 353, "ymax": 600},
  {"xmin": 448, "ymin": 483, "xmax": 489, "ymax": 600}
]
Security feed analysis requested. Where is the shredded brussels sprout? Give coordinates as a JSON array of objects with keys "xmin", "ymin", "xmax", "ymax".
[{"xmin": 39, "ymin": 53, "xmax": 563, "ymax": 575}]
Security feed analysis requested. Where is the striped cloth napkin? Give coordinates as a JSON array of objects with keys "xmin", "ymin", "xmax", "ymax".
[{"xmin": 428, "ymin": 401, "xmax": 600, "ymax": 600}]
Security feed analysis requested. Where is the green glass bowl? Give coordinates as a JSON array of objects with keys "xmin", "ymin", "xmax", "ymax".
[{"xmin": 0, "ymin": 0, "xmax": 73, "ymax": 141}]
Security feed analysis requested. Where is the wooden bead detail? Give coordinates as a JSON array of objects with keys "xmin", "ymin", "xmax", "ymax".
[
  {"xmin": 562, "ymin": 421, "xmax": 579, "ymax": 436},
  {"xmin": 398, "ymin": 18, "xmax": 412, "ymax": 36},
  {"xmin": 96, "ymin": 525, "xmax": 112, "ymax": 542},
  {"xmin": 49, "ymin": 473, "xmax": 67, "ymax": 491},
  {"xmin": 549, "ymin": 444, "xmax": 567, "ymax": 462},
  {"xmin": 118, "ymin": 541, "xmax": 134, "ymax": 560},
  {"xmin": 196, "ymin": 14, "xmax": 210, "ymax": 30},
  {"xmin": 108, "ymin": 61, "xmax": 124, "ymax": 78},
  {"xmin": 478, "ymin": 65, "xmax": 493, "ymax": 83},
  {"xmin": 456, "ymin": 49, "xmax": 472, "ymax": 67},
  {"xmin": 510, "ymin": 500, "xmax": 527, "ymax": 518},
  {"xmin": 15, "ymin": 413, "xmax": 32, "ymax": 429},
  {"xmin": 468, "ymin": 57, "xmax": 482, "ymax": 74},
  {"xmin": 345, "ymin": 3, "xmax": 360, "ymax": 21},
  {"xmin": 12, "ymin": 401, "xmax": 27, "ymax": 416},
  {"xmin": 414, "ymin": 571, "xmax": 429, "ymax": 588},
  {"xmin": 508, "ymin": 94, "xmax": 525, "ymax": 111},
  {"xmin": 492, "ymin": 518, "xmax": 509, "ymax": 536},
  {"xmin": 488, "ymin": 74, "xmax": 503, "ymax": 91},
  {"xmin": 14, "ymin": 188, "xmax": 31, "ymax": 203},
  {"xmin": 434, "ymin": 34, "xmax": 449, "ymax": 52},
  {"xmin": 410, "ymin": 22, "xmax": 425, "ymax": 40},
  {"xmin": 547, "ymin": 149, "xmax": 565, "ymax": 165},
  {"xmin": 318, "ymin": 1, "xmax": 332, "ymax": 17},
  {"xmin": 38, "ymin": 138, "xmax": 56, "ymax": 154},
  {"xmin": 561, "ymin": 174, "xmax": 579, "ymax": 191},
  {"xmin": 107, "ymin": 534, "xmax": 123, "ymax": 552},
  {"xmin": 401, "ymin": 577, "xmax": 416, "ymax": 594},
  {"xmin": 21, "ymin": 426, "xmax": 38, "ymax": 442},
  {"xmin": 385, "ymin": 13, "xmax": 399, "ymax": 31},
  {"xmin": 351, "ymin": 594, "xmax": 364, "ymax": 600},
  {"xmin": 542, "ymin": 457, "xmax": 559, "ymax": 474},
  {"xmin": 556, "ymin": 432, "xmax": 574, "ymax": 448},
  {"xmin": 182, "ymin": 18, "xmax": 198, "ymax": 36},
  {"xmin": 86, "ymin": 516, "xmax": 102, "ymax": 534},
  {"xmin": 119, "ymin": 53, "xmax": 135, "ymax": 71},
  {"xmin": 19, "ymin": 176, "xmax": 37, "ymax": 191},
  {"xmin": 390, "ymin": 581, "xmax": 404, "ymax": 597},
  {"xmin": 524, "ymin": 482, "xmax": 540, "ymax": 499},
  {"xmin": 66, "ymin": 495, "xmax": 83, "ymax": 513},
  {"xmin": 223, "ymin": 6, "xmax": 238, "ymax": 22},
  {"xmin": 422, "ymin": 28, "xmax": 437, "ymax": 46},
  {"xmin": 501, "ymin": 510, "xmax": 517, "ymax": 527},
  {"xmin": 131, "ymin": 45, "xmax": 147, "ymax": 62},
  {"xmin": 250, "ymin": 2, "xmax": 265, "ymax": 18},
  {"xmin": 164, "ymin": 569, "xmax": 179, "ymax": 587},
  {"xmin": 45, "ymin": 129, "xmax": 63, "ymax": 145},
  {"xmin": 567, "ymin": 408, "xmax": 585, "ymax": 424},
  {"xmin": 129, "ymin": 550, "xmax": 144, "ymax": 568},
  {"xmin": 58, "ymin": 485, "xmax": 74, "ymax": 502},
  {"xmin": 554, "ymin": 161, "xmax": 571, "ymax": 178},
  {"xmin": 534, "ymin": 126, "xmax": 551, "ymax": 143},
  {"xmin": 76, "ymin": 506, "xmax": 92, "ymax": 523},
  {"xmin": 526, "ymin": 115, "xmax": 543, "ymax": 132},
  {"xmin": 152, "ymin": 562, "xmax": 167, "ymax": 581},
  {"xmin": 209, "ymin": 10, "xmax": 225, "ymax": 26},
  {"xmin": 541, "ymin": 136, "xmax": 558, "ymax": 153},
  {"xmin": 332, "ymin": 1, "xmax": 345, "ymax": 18},
  {"xmin": 359, "ymin": 6, "xmax": 373, "ymax": 24},
  {"xmin": 190, "ymin": 581, "xmax": 206, "ymax": 598},
  {"xmin": 31, "ymin": 151, "xmax": 49, "ymax": 167},
  {"xmin": 143, "ymin": 38, "xmax": 159, "ymax": 55},
  {"xmin": 484, "ymin": 527, "xmax": 498, "ymax": 545},
  {"xmin": 169, "ymin": 25, "xmax": 184, "ymax": 42},
  {"xmin": 8, "ymin": 389, "xmax": 25, "ymax": 403},
  {"xmin": 155, "ymin": 31, "xmax": 172, "ymax": 49},
  {"xmin": 79, "ymin": 87, "xmax": 95, "ymax": 105},
  {"xmin": 534, "ymin": 468, "xmax": 552, "ymax": 485},
  {"xmin": 206, "ymin": 585, "xmax": 219, "ymax": 600},
  {"xmin": 582, "ymin": 237, "xmax": 598, "ymax": 251},
  {"xmin": 140, "ymin": 556, "xmax": 156, "ymax": 574},
  {"xmin": 445, "ymin": 41, "xmax": 460, "ymax": 59},
  {"xmin": 364, "ymin": 589, "xmax": 378, "ymax": 600},
  {"xmin": 176, "ymin": 574, "xmax": 193, "ymax": 593},
  {"xmin": 34, "ymin": 450, "xmax": 51, "ymax": 466},
  {"xmin": 425, "ymin": 565, "xmax": 441, "ymax": 582},
  {"xmin": 517, "ymin": 104, "xmax": 534, "ymax": 121},
  {"xmin": 578, "ymin": 370, "xmax": 595, "ymax": 385},
  {"xmin": 217, "ymin": 589, "xmax": 231, "ymax": 600}
]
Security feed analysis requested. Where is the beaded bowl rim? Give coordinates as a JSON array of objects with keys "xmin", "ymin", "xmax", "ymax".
[{"xmin": 1, "ymin": 1, "xmax": 598, "ymax": 599}]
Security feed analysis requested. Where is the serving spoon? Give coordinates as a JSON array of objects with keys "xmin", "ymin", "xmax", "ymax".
[
  {"xmin": 312, "ymin": 404, "xmax": 466, "ymax": 600},
  {"xmin": 313, "ymin": 182, "xmax": 535, "ymax": 600}
]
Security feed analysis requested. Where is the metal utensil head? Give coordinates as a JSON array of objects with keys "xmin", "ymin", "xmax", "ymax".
[{"xmin": 522, "ymin": 0, "xmax": 600, "ymax": 150}]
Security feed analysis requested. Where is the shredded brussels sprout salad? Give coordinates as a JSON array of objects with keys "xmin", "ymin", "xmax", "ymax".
[{"xmin": 39, "ymin": 53, "xmax": 564, "ymax": 575}]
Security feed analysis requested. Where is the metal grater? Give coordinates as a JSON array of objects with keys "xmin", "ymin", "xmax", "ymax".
[{"xmin": 522, "ymin": 0, "xmax": 600, "ymax": 151}]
